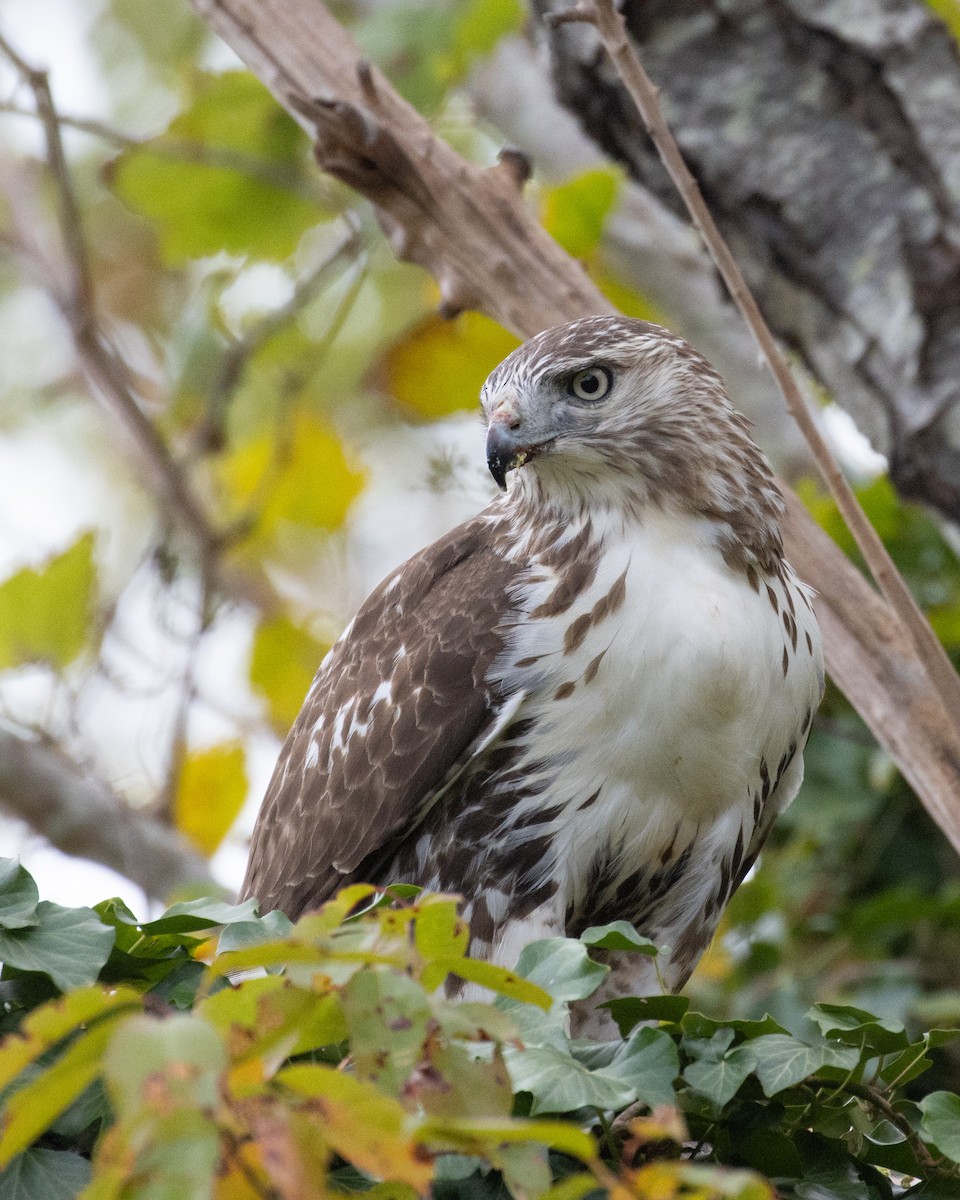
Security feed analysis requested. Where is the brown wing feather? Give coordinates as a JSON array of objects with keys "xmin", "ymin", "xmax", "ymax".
[{"xmin": 241, "ymin": 512, "xmax": 522, "ymax": 919}]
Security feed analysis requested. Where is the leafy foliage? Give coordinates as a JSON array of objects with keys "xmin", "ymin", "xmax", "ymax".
[{"xmin": 2, "ymin": 860, "xmax": 960, "ymax": 1198}]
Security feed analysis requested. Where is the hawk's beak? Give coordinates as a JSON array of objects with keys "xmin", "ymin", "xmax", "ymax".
[{"xmin": 486, "ymin": 419, "xmax": 524, "ymax": 491}]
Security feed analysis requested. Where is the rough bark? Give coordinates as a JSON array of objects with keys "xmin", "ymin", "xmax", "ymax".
[
  {"xmin": 470, "ymin": 37, "xmax": 819, "ymax": 479},
  {"xmin": 188, "ymin": 0, "xmax": 960, "ymax": 852},
  {"xmin": 0, "ymin": 730, "xmax": 216, "ymax": 901},
  {"xmin": 533, "ymin": 0, "xmax": 960, "ymax": 521}
]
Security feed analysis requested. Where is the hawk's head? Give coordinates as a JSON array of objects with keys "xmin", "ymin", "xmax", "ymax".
[{"xmin": 480, "ymin": 315, "xmax": 784, "ymax": 568}]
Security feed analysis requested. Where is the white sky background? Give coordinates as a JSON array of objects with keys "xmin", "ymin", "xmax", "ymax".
[{"xmin": 0, "ymin": 0, "xmax": 886, "ymax": 917}]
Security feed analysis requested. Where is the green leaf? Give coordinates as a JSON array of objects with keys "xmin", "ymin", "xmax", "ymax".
[
  {"xmin": 806, "ymin": 1003, "xmax": 909, "ymax": 1055},
  {"xmin": 449, "ymin": 0, "xmax": 524, "ymax": 72},
  {"xmin": 0, "ymin": 534, "xmax": 96, "ymax": 670},
  {"xmin": 0, "ymin": 903, "xmax": 114, "ymax": 991},
  {"xmin": 603, "ymin": 994, "xmax": 689, "ymax": 1034},
  {"xmin": 250, "ymin": 614, "xmax": 327, "ymax": 731},
  {"xmin": 112, "ymin": 71, "xmax": 319, "ymax": 262},
  {"xmin": 541, "ymin": 168, "xmax": 622, "ymax": 259},
  {"xmin": 918, "ymin": 1090, "xmax": 960, "ymax": 1162},
  {"xmin": 431, "ymin": 1000, "xmax": 519, "ymax": 1045},
  {"xmin": 602, "ymin": 1026, "xmax": 680, "ymax": 1110},
  {"xmin": 216, "ymin": 908, "xmax": 293, "ymax": 953},
  {"xmin": 417, "ymin": 1115, "xmax": 596, "ymax": 1165},
  {"xmin": 578, "ymin": 921, "xmax": 659, "ymax": 955},
  {"xmin": 342, "ymin": 967, "xmax": 431, "ymax": 1096},
  {"xmin": 414, "ymin": 894, "xmax": 470, "ymax": 975},
  {"xmin": 416, "ymin": 1042, "xmax": 513, "ymax": 1120},
  {"xmin": 510, "ymin": 938, "xmax": 609, "ymax": 1008},
  {"xmin": 0, "ymin": 1017, "xmax": 121, "ymax": 1166},
  {"xmin": 138, "ymin": 896, "xmax": 259, "ymax": 934},
  {"xmin": 0, "ymin": 986, "xmax": 140, "ymax": 1094},
  {"xmin": 683, "ymin": 1044, "xmax": 755, "ymax": 1108},
  {"xmin": 505, "ymin": 1044, "xmax": 635, "ymax": 1114},
  {"xmin": 445, "ymin": 956, "xmax": 551, "ymax": 1010},
  {"xmin": 747, "ymin": 1034, "xmax": 860, "ymax": 1097},
  {"xmin": 103, "ymin": 1014, "xmax": 226, "ymax": 1115},
  {"xmin": 0, "ymin": 1149, "xmax": 91, "ymax": 1200},
  {"xmin": 0, "ymin": 862, "xmax": 39, "ymax": 931}
]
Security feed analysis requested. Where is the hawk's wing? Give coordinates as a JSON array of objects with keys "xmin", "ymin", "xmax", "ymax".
[{"xmin": 241, "ymin": 512, "xmax": 524, "ymax": 918}]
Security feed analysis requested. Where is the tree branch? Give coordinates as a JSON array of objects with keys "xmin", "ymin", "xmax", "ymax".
[{"xmin": 0, "ymin": 728, "xmax": 216, "ymax": 900}]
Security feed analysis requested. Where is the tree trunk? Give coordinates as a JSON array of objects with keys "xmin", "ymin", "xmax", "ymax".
[{"xmin": 534, "ymin": 0, "xmax": 960, "ymax": 521}]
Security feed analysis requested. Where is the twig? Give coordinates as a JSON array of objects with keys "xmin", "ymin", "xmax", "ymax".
[
  {"xmin": 197, "ymin": 217, "xmax": 365, "ymax": 457},
  {"xmin": 0, "ymin": 100, "xmax": 331, "ymax": 201},
  {"xmin": 569, "ymin": 0, "xmax": 960, "ymax": 718},
  {"xmin": 0, "ymin": 29, "xmax": 224, "ymax": 560}
]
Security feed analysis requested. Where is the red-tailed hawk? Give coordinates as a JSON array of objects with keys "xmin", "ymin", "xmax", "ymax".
[{"xmin": 242, "ymin": 316, "xmax": 823, "ymax": 1033}]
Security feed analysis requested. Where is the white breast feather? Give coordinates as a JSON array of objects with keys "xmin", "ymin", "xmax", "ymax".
[{"xmin": 494, "ymin": 507, "xmax": 822, "ymax": 985}]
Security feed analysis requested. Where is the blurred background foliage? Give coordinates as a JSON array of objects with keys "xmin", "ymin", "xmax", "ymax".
[{"xmin": 1, "ymin": 0, "xmax": 959, "ymax": 1102}]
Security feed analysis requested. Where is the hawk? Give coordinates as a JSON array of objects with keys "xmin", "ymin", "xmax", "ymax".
[{"xmin": 241, "ymin": 316, "xmax": 823, "ymax": 1033}]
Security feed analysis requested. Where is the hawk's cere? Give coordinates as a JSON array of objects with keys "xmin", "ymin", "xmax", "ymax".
[{"xmin": 241, "ymin": 316, "xmax": 824, "ymax": 1033}]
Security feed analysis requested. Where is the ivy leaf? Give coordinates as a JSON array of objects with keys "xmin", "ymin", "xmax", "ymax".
[
  {"xmin": 138, "ymin": 897, "xmax": 260, "ymax": 935},
  {"xmin": 498, "ymin": 938, "xmax": 608, "ymax": 1042},
  {"xmin": 0, "ymin": 534, "xmax": 96, "ymax": 671},
  {"xmin": 747, "ymin": 1034, "xmax": 860, "ymax": 1097},
  {"xmin": 174, "ymin": 742, "xmax": 248, "ymax": 856},
  {"xmin": 604, "ymin": 994, "xmax": 689, "ymax": 1035},
  {"xmin": 601, "ymin": 1026, "xmax": 680, "ymax": 1110},
  {"xmin": 0, "ymin": 1149, "xmax": 91, "ymax": 1200},
  {"xmin": 578, "ymin": 921, "xmax": 659, "ymax": 955},
  {"xmin": 683, "ymin": 1044, "xmax": 755, "ymax": 1108},
  {"xmin": 0, "ymin": 861, "xmax": 39, "ymax": 932},
  {"xmin": 505, "ymin": 1043, "xmax": 635, "ymax": 1114},
  {"xmin": 0, "ymin": 904, "xmax": 114, "ymax": 992},
  {"xmin": 918, "ymin": 1091, "xmax": 960, "ymax": 1163},
  {"xmin": 806, "ymin": 1003, "xmax": 910, "ymax": 1055}
]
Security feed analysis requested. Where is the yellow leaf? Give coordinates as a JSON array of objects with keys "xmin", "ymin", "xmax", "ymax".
[
  {"xmin": 278, "ymin": 1064, "xmax": 434, "ymax": 1194},
  {"xmin": 0, "ymin": 532, "xmax": 96, "ymax": 670},
  {"xmin": 383, "ymin": 312, "xmax": 520, "ymax": 420},
  {"xmin": 250, "ymin": 615, "xmax": 328, "ymax": 732},
  {"xmin": 220, "ymin": 413, "xmax": 364, "ymax": 535},
  {"xmin": 175, "ymin": 743, "xmax": 248, "ymax": 856}
]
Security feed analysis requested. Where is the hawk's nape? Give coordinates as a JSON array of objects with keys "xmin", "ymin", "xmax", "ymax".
[{"xmin": 241, "ymin": 316, "xmax": 823, "ymax": 1036}]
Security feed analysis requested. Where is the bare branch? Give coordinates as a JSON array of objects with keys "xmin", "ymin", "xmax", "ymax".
[{"xmin": 0, "ymin": 727, "xmax": 217, "ymax": 900}]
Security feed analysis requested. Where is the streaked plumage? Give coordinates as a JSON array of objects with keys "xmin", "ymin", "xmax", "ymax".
[{"xmin": 242, "ymin": 316, "xmax": 823, "ymax": 1034}]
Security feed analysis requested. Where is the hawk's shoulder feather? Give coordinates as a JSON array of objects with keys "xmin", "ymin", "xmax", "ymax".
[{"xmin": 241, "ymin": 510, "xmax": 524, "ymax": 917}]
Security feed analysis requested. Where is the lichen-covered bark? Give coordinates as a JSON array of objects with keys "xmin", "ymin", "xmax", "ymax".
[{"xmin": 534, "ymin": 0, "xmax": 960, "ymax": 519}]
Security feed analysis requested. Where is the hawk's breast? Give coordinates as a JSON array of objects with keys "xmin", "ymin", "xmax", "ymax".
[{"xmin": 494, "ymin": 506, "xmax": 821, "ymax": 942}]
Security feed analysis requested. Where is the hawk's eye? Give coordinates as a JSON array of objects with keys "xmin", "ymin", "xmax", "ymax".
[{"xmin": 568, "ymin": 366, "xmax": 613, "ymax": 402}]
